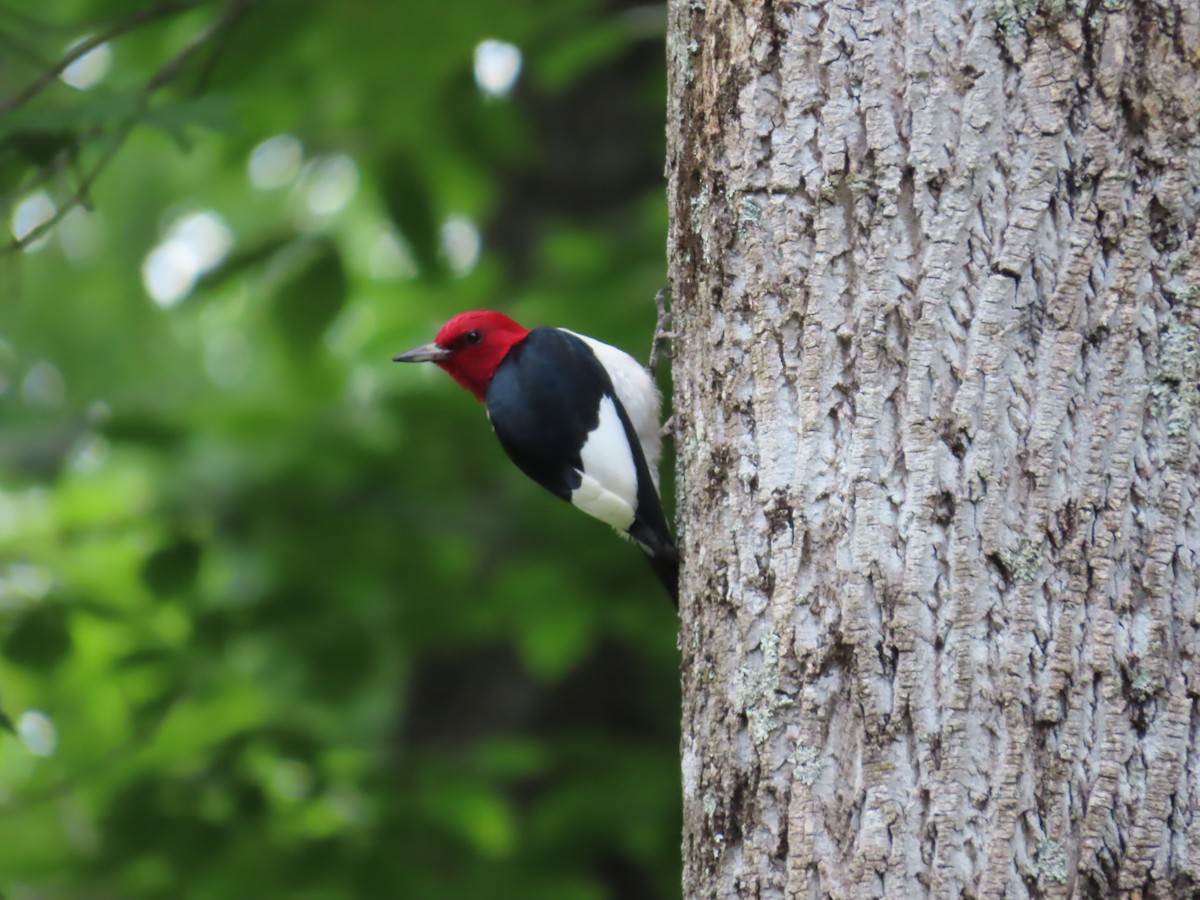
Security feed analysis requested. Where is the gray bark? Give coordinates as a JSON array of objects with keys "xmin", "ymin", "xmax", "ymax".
[{"xmin": 666, "ymin": 1, "xmax": 1200, "ymax": 897}]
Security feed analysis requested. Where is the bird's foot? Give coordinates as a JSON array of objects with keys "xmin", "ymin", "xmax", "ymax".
[
  {"xmin": 648, "ymin": 287, "xmax": 675, "ymax": 377},
  {"xmin": 660, "ymin": 414, "xmax": 676, "ymax": 439}
]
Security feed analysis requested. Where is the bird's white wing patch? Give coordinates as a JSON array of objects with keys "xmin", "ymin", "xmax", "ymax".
[
  {"xmin": 571, "ymin": 473, "xmax": 636, "ymax": 533},
  {"xmin": 570, "ymin": 395, "xmax": 638, "ymax": 531},
  {"xmin": 564, "ymin": 330, "xmax": 662, "ymax": 487}
]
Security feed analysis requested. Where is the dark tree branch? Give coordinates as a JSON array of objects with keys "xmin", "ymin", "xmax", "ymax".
[
  {"xmin": 5, "ymin": 0, "xmax": 260, "ymax": 254},
  {"xmin": 0, "ymin": 0, "xmax": 208, "ymax": 116}
]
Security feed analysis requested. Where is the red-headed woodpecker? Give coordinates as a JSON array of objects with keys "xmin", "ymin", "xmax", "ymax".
[{"xmin": 394, "ymin": 311, "xmax": 678, "ymax": 605}]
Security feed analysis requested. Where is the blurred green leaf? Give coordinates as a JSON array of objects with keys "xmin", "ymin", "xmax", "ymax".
[
  {"xmin": 271, "ymin": 240, "xmax": 347, "ymax": 352},
  {"xmin": 116, "ymin": 647, "xmax": 177, "ymax": 669},
  {"xmin": 0, "ymin": 91, "xmax": 141, "ymax": 138},
  {"xmin": 142, "ymin": 95, "xmax": 239, "ymax": 151},
  {"xmin": 423, "ymin": 778, "xmax": 517, "ymax": 859},
  {"xmin": 380, "ymin": 153, "xmax": 443, "ymax": 279},
  {"xmin": 0, "ymin": 129, "xmax": 77, "ymax": 168},
  {"xmin": 535, "ymin": 23, "xmax": 629, "ymax": 91},
  {"xmin": 102, "ymin": 414, "xmax": 186, "ymax": 447},
  {"xmin": 1, "ymin": 604, "xmax": 72, "ymax": 670},
  {"xmin": 142, "ymin": 537, "xmax": 202, "ymax": 597},
  {"xmin": 474, "ymin": 737, "xmax": 549, "ymax": 779},
  {"xmin": 133, "ymin": 685, "xmax": 186, "ymax": 731}
]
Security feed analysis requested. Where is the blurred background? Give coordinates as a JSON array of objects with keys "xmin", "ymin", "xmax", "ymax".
[{"xmin": 0, "ymin": 1, "xmax": 680, "ymax": 897}]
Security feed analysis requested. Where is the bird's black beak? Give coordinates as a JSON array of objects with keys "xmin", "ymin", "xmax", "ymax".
[{"xmin": 393, "ymin": 342, "xmax": 453, "ymax": 363}]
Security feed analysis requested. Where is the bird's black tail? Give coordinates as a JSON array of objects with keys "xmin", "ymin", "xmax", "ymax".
[
  {"xmin": 630, "ymin": 520, "xmax": 679, "ymax": 608},
  {"xmin": 644, "ymin": 546, "xmax": 679, "ymax": 608}
]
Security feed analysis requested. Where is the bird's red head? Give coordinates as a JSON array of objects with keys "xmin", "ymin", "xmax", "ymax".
[{"xmin": 393, "ymin": 310, "xmax": 530, "ymax": 401}]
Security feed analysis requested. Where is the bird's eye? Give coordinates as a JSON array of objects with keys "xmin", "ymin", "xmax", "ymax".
[{"xmin": 464, "ymin": 330, "xmax": 483, "ymax": 346}]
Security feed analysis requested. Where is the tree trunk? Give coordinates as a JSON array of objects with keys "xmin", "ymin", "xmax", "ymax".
[{"xmin": 666, "ymin": 1, "xmax": 1200, "ymax": 897}]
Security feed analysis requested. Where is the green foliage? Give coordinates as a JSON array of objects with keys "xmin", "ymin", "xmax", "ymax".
[
  {"xmin": 0, "ymin": 1, "xmax": 678, "ymax": 897},
  {"xmin": 141, "ymin": 536, "xmax": 202, "ymax": 597},
  {"xmin": 270, "ymin": 238, "xmax": 349, "ymax": 353},
  {"xmin": 2, "ymin": 604, "xmax": 73, "ymax": 671},
  {"xmin": 380, "ymin": 154, "xmax": 445, "ymax": 279}
]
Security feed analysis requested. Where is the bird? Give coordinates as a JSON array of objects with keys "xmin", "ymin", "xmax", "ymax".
[{"xmin": 393, "ymin": 310, "xmax": 679, "ymax": 605}]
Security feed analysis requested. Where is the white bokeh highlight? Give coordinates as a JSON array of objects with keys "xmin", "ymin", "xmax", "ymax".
[
  {"xmin": 0, "ymin": 563, "xmax": 54, "ymax": 603},
  {"xmin": 60, "ymin": 40, "xmax": 112, "ymax": 91},
  {"xmin": 11, "ymin": 192, "xmax": 57, "ymax": 251},
  {"xmin": 18, "ymin": 710, "xmax": 58, "ymax": 757},
  {"xmin": 302, "ymin": 155, "xmax": 359, "ymax": 217},
  {"xmin": 440, "ymin": 214, "xmax": 481, "ymax": 277},
  {"xmin": 142, "ymin": 211, "xmax": 234, "ymax": 307},
  {"xmin": 248, "ymin": 134, "xmax": 303, "ymax": 190},
  {"xmin": 474, "ymin": 40, "xmax": 522, "ymax": 97}
]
